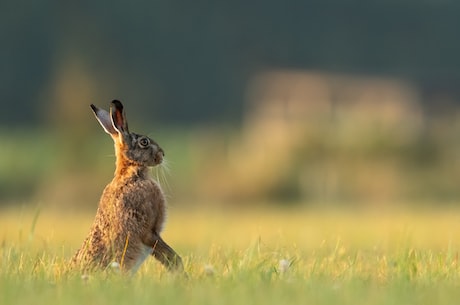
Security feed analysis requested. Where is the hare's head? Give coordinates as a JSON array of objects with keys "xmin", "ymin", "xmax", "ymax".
[{"xmin": 91, "ymin": 100, "xmax": 164, "ymax": 167}]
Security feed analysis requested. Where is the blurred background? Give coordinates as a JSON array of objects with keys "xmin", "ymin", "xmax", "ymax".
[{"xmin": 2, "ymin": 1, "xmax": 460, "ymax": 210}]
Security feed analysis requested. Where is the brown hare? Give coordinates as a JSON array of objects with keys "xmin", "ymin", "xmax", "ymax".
[{"xmin": 72, "ymin": 100, "xmax": 183, "ymax": 274}]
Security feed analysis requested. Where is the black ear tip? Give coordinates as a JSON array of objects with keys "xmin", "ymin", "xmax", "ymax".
[
  {"xmin": 111, "ymin": 100, "xmax": 124, "ymax": 110},
  {"xmin": 90, "ymin": 104, "xmax": 100, "ymax": 114}
]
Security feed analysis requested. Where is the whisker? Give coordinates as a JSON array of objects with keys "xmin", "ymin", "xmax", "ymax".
[
  {"xmin": 151, "ymin": 158, "xmax": 172, "ymax": 194},
  {"xmin": 159, "ymin": 159, "xmax": 172, "ymax": 192}
]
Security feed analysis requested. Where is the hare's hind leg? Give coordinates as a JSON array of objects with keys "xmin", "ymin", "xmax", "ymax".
[{"xmin": 152, "ymin": 235, "xmax": 183, "ymax": 271}]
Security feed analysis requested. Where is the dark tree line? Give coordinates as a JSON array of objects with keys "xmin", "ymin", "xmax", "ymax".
[{"xmin": 2, "ymin": 1, "xmax": 460, "ymax": 126}]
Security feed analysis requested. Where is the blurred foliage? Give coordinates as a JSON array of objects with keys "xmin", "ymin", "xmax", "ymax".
[{"xmin": 2, "ymin": 102, "xmax": 460, "ymax": 207}]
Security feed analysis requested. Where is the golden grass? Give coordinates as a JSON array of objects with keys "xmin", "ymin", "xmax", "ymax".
[
  {"xmin": 2, "ymin": 205, "xmax": 460, "ymax": 305},
  {"xmin": 2, "ymin": 205, "xmax": 460, "ymax": 256}
]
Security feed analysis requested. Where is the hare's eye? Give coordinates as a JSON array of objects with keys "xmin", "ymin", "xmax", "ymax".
[{"xmin": 138, "ymin": 137, "xmax": 150, "ymax": 148}]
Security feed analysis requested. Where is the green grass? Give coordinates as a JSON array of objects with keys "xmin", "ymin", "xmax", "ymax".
[{"xmin": 1, "ymin": 207, "xmax": 460, "ymax": 305}]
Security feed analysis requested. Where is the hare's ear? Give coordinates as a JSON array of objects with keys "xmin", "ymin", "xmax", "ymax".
[
  {"xmin": 110, "ymin": 100, "xmax": 129, "ymax": 134},
  {"xmin": 90, "ymin": 104, "xmax": 118, "ymax": 136}
]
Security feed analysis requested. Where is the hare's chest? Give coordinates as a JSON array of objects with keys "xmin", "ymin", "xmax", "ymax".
[
  {"xmin": 127, "ymin": 179, "xmax": 166, "ymax": 222},
  {"xmin": 102, "ymin": 179, "xmax": 166, "ymax": 227},
  {"xmin": 138, "ymin": 179, "xmax": 165, "ymax": 211}
]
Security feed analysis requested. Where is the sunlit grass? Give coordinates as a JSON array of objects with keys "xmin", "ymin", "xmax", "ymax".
[{"xmin": 2, "ymin": 206, "xmax": 460, "ymax": 305}]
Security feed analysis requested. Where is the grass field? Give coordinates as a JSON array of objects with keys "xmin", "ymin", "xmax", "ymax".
[{"xmin": 2, "ymin": 205, "xmax": 460, "ymax": 305}]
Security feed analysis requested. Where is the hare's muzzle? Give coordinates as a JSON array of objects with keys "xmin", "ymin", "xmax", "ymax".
[{"xmin": 154, "ymin": 149, "xmax": 165, "ymax": 165}]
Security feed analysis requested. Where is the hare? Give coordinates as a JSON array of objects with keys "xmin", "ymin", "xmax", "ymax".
[{"xmin": 72, "ymin": 100, "xmax": 183, "ymax": 273}]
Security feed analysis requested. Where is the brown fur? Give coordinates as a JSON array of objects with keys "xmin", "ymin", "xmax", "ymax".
[{"xmin": 72, "ymin": 100, "xmax": 183, "ymax": 273}]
